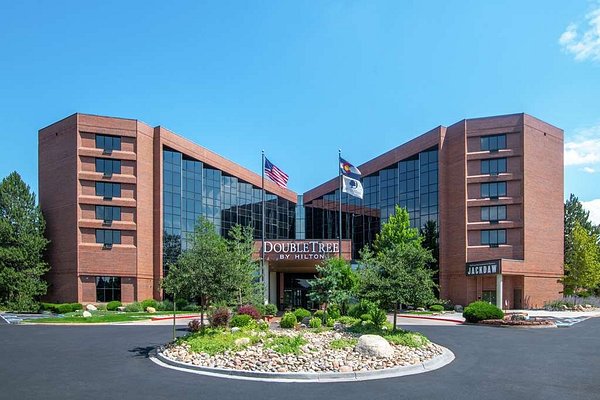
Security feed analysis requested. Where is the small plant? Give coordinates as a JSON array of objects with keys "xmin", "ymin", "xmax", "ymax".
[
  {"xmin": 309, "ymin": 317, "xmax": 322, "ymax": 328},
  {"xmin": 326, "ymin": 317, "xmax": 335, "ymax": 327},
  {"xmin": 157, "ymin": 300, "xmax": 174, "ymax": 311},
  {"xmin": 330, "ymin": 338, "xmax": 358, "ymax": 350},
  {"xmin": 348, "ymin": 300, "xmax": 377, "ymax": 319},
  {"xmin": 125, "ymin": 302, "xmax": 142, "ymax": 312},
  {"xmin": 141, "ymin": 299, "xmax": 158, "ymax": 310},
  {"xmin": 175, "ymin": 298, "xmax": 189, "ymax": 311},
  {"xmin": 280, "ymin": 312, "xmax": 297, "ymax": 328},
  {"xmin": 266, "ymin": 335, "xmax": 307, "ymax": 355},
  {"xmin": 237, "ymin": 304, "xmax": 261, "ymax": 320},
  {"xmin": 337, "ymin": 316, "xmax": 360, "ymax": 326},
  {"xmin": 264, "ymin": 303, "xmax": 278, "ymax": 316},
  {"xmin": 230, "ymin": 314, "xmax": 254, "ymax": 328},
  {"xmin": 70, "ymin": 303, "xmax": 83, "ymax": 311},
  {"xmin": 257, "ymin": 320, "xmax": 270, "ymax": 331},
  {"xmin": 429, "ymin": 304, "xmax": 444, "ymax": 312},
  {"xmin": 385, "ymin": 330, "xmax": 430, "ymax": 348},
  {"xmin": 293, "ymin": 307, "xmax": 311, "ymax": 322},
  {"xmin": 209, "ymin": 307, "xmax": 231, "ymax": 328},
  {"xmin": 106, "ymin": 301, "xmax": 122, "ymax": 311},
  {"xmin": 360, "ymin": 313, "xmax": 373, "ymax": 322},
  {"xmin": 313, "ymin": 310, "xmax": 328, "ymax": 321},
  {"xmin": 182, "ymin": 303, "xmax": 200, "ymax": 312},
  {"xmin": 188, "ymin": 319, "xmax": 202, "ymax": 333},
  {"xmin": 463, "ymin": 301, "xmax": 504, "ymax": 323},
  {"xmin": 327, "ymin": 305, "xmax": 341, "ymax": 320},
  {"xmin": 369, "ymin": 308, "xmax": 388, "ymax": 327}
]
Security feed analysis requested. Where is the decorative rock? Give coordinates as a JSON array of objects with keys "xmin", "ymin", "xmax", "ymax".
[
  {"xmin": 355, "ymin": 335, "xmax": 394, "ymax": 358},
  {"xmin": 234, "ymin": 337, "xmax": 251, "ymax": 346},
  {"xmin": 301, "ymin": 317, "xmax": 311, "ymax": 326},
  {"xmin": 454, "ymin": 305, "xmax": 463, "ymax": 312},
  {"xmin": 339, "ymin": 365, "xmax": 353, "ymax": 372},
  {"xmin": 231, "ymin": 327, "xmax": 241, "ymax": 333},
  {"xmin": 146, "ymin": 307, "xmax": 156, "ymax": 313},
  {"xmin": 416, "ymin": 307, "xmax": 425, "ymax": 311},
  {"xmin": 117, "ymin": 306, "xmax": 126, "ymax": 312},
  {"xmin": 83, "ymin": 311, "xmax": 92, "ymax": 318},
  {"xmin": 86, "ymin": 304, "xmax": 97, "ymax": 311}
]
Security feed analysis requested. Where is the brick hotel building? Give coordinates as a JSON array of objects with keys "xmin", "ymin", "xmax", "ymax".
[{"xmin": 39, "ymin": 113, "xmax": 564, "ymax": 309}]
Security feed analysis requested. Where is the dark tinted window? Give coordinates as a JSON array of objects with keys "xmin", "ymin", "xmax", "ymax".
[
  {"xmin": 95, "ymin": 158, "xmax": 121, "ymax": 175},
  {"xmin": 481, "ymin": 205, "xmax": 507, "ymax": 221},
  {"xmin": 95, "ymin": 206, "xmax": 121, "ymax": 221},
  {"xmin": 95, "ymin": 276, "xmax": 121, "ymax": 302},
  {"xmin": 95, "ymin": 182, "xmax": 121, "ymax": 199},
  {"xmin": 95, "ymin": 229, "xmax": 121, "ymax": 245},
  {"xmin": 480, "ymin": 182, "xmax": 507, "ymax": 198},
  {"xmin": 95, "ymin": 134, "xmax": 121, "ymax": 152},
  {"xmin": 481, "ymin": 134, "xmax": 507, "ymax": 151},
  {"xmin": 481, "ymin": 229, "xmax": 507, "ymax": 245},
  {"xmin": 481, "ymin": 158, "xmax": 507, "ymax": 175}
]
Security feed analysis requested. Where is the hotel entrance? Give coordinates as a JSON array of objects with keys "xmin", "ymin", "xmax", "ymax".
[{"xmin": 281, "ymin": 273, "xmax": 317, "ymax": 310}]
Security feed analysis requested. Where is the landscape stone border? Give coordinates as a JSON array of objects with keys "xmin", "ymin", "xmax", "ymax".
[{"xmin": 150, "ymin": 345, "xmax": 455, "ymax": 382}]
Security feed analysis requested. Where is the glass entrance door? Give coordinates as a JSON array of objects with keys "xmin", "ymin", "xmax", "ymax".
[{"xmin": 281, "ymin": 273, "xmax": 316, "ymax": 310}]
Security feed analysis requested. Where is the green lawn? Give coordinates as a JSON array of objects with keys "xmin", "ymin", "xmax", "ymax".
[{"xmin": 23, "ymin": 310, "xmax": 197, "ymax": 324}]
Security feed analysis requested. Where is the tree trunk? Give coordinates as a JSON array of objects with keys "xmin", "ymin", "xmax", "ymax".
[
  {"xmin": 200, "ymin": 297, "xmax": 205, "ymax": 328},
  {"xmin": 393, "ymin": 302, "xmax": 398, "ymax": 331}
]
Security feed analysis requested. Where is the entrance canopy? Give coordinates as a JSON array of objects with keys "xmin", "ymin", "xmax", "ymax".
[{"xmin": 253, "ymin": 239, "xmax": 352, "ymax": 265}]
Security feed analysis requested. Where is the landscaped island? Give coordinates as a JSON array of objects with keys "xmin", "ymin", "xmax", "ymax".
[{"xmin": 159, "ymin": 305, "xmax": 446, "ymax": 374}]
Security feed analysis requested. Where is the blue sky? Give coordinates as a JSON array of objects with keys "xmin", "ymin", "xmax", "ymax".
[{"xmin": 1, "ymin": 1, "xmax": 599, "ymax": 222}]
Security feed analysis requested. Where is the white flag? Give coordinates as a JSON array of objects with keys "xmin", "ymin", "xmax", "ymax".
[{"xmin": 342, "ymin": 175, "xmax": 363, "ymax": 199}]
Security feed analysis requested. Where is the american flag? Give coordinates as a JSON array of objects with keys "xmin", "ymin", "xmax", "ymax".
[{"xmin": 264, "ymin": 158, "xmax": 289, "ymax": 188}]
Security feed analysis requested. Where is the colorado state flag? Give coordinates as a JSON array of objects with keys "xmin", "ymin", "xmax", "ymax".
[{"xmin": 339, "ymin": 157, "xmax": 363, "ymax": 199}]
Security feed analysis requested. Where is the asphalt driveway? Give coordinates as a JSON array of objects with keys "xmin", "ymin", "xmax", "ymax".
[{"xmin": 1, "ymin": 319, "xmax": 599, "ymax": 400}]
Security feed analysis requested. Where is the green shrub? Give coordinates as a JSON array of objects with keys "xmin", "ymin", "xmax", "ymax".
[
  {"xmin": 257, "ymin": 320, "xmax": 270, "ymax": 331},
  {"xmin": 175, "ymin": 298, "xmax": 189, "ymax": 311},
  {"xmin": 182, "ymin": 304, "xmax": 200, "ymax": 312},
  {"xmin": 337, "ymin": 316, "xmax": 360, "ymax": 326},
  {"xmin": 41, "ymin": 303, "xmax": 83, "ymax": 314},
  {"xmin": 106, "ymin": 301, "xmax": 122, "ymax": 311},
  {"xmin": 125, "ymin": 302, "xmax": 142, "ymax": 312},
  {"xmin": 266, "ymin": 335, "xmax": 307, "ymax": 355},
  {"xmin": 57, "ymin": 303, "xmax": 74, "ymax": 314},
  {"xmin": 348, "ymin": 300, "xmax": 377, "ymax": 319},
  {"xmin": 141, "ymin": 299, "xmax": 158, "ymax": 310},
  {"xmin": 70, "ymin": 303, "xmax": 83, "ymax": 311},
  {"xmin": 360, "ymin": 313, "xmax": 372, "ymax": 322},
  {"xmin": 157, "ymin": 300, "xmax": 174, "ymax": 311},
  {"xmin": 429, "ymin": 305, "xmax": 444, "ymax": 312},
  {"xmin": 293, "ymin": 308, "xmax": 311, "ymax": 322},
  {"xmin": 209, "ymin": 307, "xmax": 231, "ymax": 328},
  {"xmin": 463, "ymin": 301, "xmax": 504, "ymax": 323},
  {"xmin": 369, "ymin": 308, "xmax": 387, "ymax": 327},
  {"xmin": 96, "ymin": 303, "xmax": 107, "ymax": 311},
  {"xmin": 385, "ymin": 330, "xmax": 430, "ymax": 348},
  {"xmin": 230, "ymin": 314, "xmax": 254, "ymax": 328},
  {"xmin": 264, "ymin": 303, "xmax": 278, "ymax": 316},
  {"xmin": 309, "ymin": 317, "xmax": 322, "ymax": 328},
  {"xmin": 327, "ymin": 305, "xmax": 341, "ymax": 319},
  {"xmin": 280, "ymin": 312, "xmax": 297, "ymax": 329},
  {"xmin": 313, "ymin": 310, "xmax": 327, "ymax": 321},
  {"xmin": 330, "ymin": 338, "xmax": 358, "ymax": 350},
  {"xmin": 326, "ymin": 317, "xmax": 335, "ymax": 327}
]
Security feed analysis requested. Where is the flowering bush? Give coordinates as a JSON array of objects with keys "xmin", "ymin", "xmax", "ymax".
[{"xmin": 237, "ymin": 304, "xmax": 261, "ymax": 320}]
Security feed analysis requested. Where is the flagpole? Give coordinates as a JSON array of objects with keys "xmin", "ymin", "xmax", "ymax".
[
  {"xmin": 338, "ymin": 149, "xmax": 342, "ymax": 258},
  {"xmin": 261, "ymin": 150, "xmax": 266, "ymax": 303}
]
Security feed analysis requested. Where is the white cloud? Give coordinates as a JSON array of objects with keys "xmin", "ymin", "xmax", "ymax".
[
  {"xmin": 559, "ymin": 7, "xmax": 600, "ymax": 61},
  {"xmin": 564, "ymin": 124, "xmax": 600, "ymax": 167},
  {"xmin": 582, "ymin": 199, "xmax": 600, "ymax": 225},
  {"xmin": 583, "ymin": 166, "xmax": 596, "ymax": 173}
]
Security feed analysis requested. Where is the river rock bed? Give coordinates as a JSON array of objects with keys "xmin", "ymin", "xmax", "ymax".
[{"xmin": 159, "ymin": 330, "xmax": 443, "ymax": 373}]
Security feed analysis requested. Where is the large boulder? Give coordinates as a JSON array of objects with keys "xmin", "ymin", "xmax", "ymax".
[
  {"xmin": 83, "ymin": 311, "xmax": 92, "ymax": 318},
  {"xmin": 454, "ymin": 305, "xmax": 463, "ymax": 313},
  {"xmin": 355, "ymin": 335, "xmax": 394, "ymax": 358},
  {"xmin": 86, "ymin": 304, "xmax": 97, "ymax": 311},
  {"xmin": 234, "ymin": 337, "xmax": 251, "ymax": 346},
  {"xmin": 146, "ymin": 307, "xmax": 156, "ymax": 313}
]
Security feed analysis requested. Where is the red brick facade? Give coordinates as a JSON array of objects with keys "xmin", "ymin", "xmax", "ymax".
[{"xmin": 39, "ymin": 112, "xmax": 564, "ymax": 308}]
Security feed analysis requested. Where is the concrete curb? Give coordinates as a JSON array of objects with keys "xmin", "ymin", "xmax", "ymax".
[
  {"xmin": 150, "ymin": 345, "xmax": 455, "ymax": 383},
  {"xmin": 396, "ymin": 315, "xmax": 464, "ymax": 324}
]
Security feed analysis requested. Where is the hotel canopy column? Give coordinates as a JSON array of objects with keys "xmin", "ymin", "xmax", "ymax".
[{"xmin": 496, "ymin": 274, "xmax": 503, "ymax": 310}]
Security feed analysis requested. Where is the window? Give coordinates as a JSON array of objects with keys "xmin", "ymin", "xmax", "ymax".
[
  {"xmin": 481, "ymin": 229, "xmax": 507, "ymax": 246},
  {"xmin": 95, "ymin": 276, "xmax": 121, "ymax": 302},
  {"xmin": 480, "ymin": 182, "xmax": 507, "ymax": 198},
  {"xmin": 481, "ymin": 205, "xmax": 507, "ymax": 222},
  {"xmin": 95, "ymin": 182, "xmax": 121, "ymax": 199},
  {"xmin": 95, "ymin": 206, "xmax": 121, "ymax": 222},
  {"xmin": 95, "ymin": 134, "xmax": 121, "ymax": 153},
  {"xmin": 95, "ymin": 158, "xmax": 121, "ymax": 176},
  {"xmin": 95, "ymin": 229, "xmax": 121, "ymax": 246},
  {"xmin": 481, "ymin": 134, "xmax": 507, "ymax": 151},
  {"xmin": 481, "ymin": 158, "xmax": 507, "ymax": 175},
  {"xmin": 481, "ymin": 290, "xmax": 497, "ymax": 305}
]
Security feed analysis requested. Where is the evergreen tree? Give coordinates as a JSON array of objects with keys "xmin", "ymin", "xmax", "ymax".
[{"xmin": 0, "ymin": 172, "xmax": 49, "ymax": 311}]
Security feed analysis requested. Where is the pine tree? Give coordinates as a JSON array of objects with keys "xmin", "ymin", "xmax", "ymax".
[{"xmin": 0, "ymin": 172, "xmax": 49, "ymax": 311}]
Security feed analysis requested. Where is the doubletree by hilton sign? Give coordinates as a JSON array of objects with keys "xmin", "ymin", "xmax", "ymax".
[
  {"xmin": 259, "ymin": 240, "xmax": 343, "ymax": 261},
  {"xmin": 465, "ymin": 260, "xmax": 501, "ymax": 276}
]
